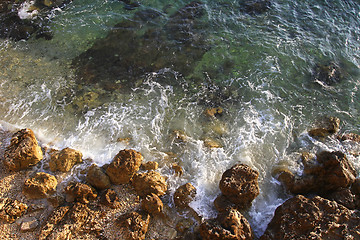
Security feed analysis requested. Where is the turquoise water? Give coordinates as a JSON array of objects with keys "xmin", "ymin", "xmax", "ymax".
[{"xmin": 1, "ymin": 0, "xmax": 360, "ymax": 237}]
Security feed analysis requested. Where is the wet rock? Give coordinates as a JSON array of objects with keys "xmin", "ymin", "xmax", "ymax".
[
  {"xmin": 260, "ymin": 195, "xmax": 360, "ymax": 240},
  {"xmin": 214, "ymin": 194, "xmax": 236, "ymax": 213},
  {"xmin": 20, "ymin": 216, "xmax": 38, "ymax": 232},
  {"xmin": 49, "ymin": 147, "xmax": 83, "ymax": 172},
  {"xmin": 239, "ymin": 0, "xmax": 271, "ymax": 15},
  {"xmin": 118, "ymin": 211, "xmax": 150, "ymax": 240},
  {"xmin": 64, "ymin": 182, "xmax": 97, "ymax": 204},
  {"xmin": 0, "ymin": 198, "xmax": 28, "ymax": 223},
  {"xmin": 172, "ymin": 163, "xmax": 183, "ymax": 176},
  {"xmin": 132, "ymin": 171, "xmax": 167, "ymax": 197},
  {"xmin": 172, "ymin": 130, "xmax": 188, "ymax": 143},
  {"xmin": 313, "ymin": 62, "xmax": 343, "ymax": 85},
  {"xmin": 141, "ymin": 161, "xmax": 159, "ymax": 171},
  {"xmin": 203, "ymin": 137, "xmax": 222, "ymax": 148},
  {"xmin": 106, "ymin": 149, "xmax": 143, "ymax": 184},
  {"xmin": 219, "ymin": 164, "xmax": 259, "ymax": 209},
  {"xmin": 338, "ymin": 132, "xmax": 360, "ymax": 142},
  {"xmin": 86, "ymin": 164, "xmax": 111, "ymax": 190},
  {"xmin": 200, "ymin": 208, "xmax": 254, "ymax": 240},
  {"xmin": 100, "ymin": 189, "xmax": 121, "ymax": 209},
  {"xmin": 3, "ymin": 128, "xmax": 43, "ymax": 171},
  {"xmin": 23, "ymin": 172, "xmax": 58, "ymax": 199},
  {"xmin": 174, "ymin": 183, "xmax": 196, "ymax": 209},
  {"xmin": 204, "ymin": 107, "xmax": 223, "ymax": 118},
  {"xmin": 277, "ymin": 151, "xmax": 357, "ymax": 195},
  {"xmin": 141, "ymin": 193, "xmax": 163, "ymax": 215},
  {"xmin": 308, "ymin": 116, "xmax": 341, "ymax": 138}
]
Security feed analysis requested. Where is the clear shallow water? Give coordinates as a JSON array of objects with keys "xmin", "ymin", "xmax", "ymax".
[{"xmin": 1, "ymin": 0, "xmax": 360, "ymax": 237}]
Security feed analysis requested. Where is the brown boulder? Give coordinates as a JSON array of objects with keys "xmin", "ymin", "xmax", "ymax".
[
  {"xmin": 141, "ymin": 161, "xmax": 158, "ymax": 171},
  {"xmin": 219, "ymin": 164, "xmax": 259, "ymax": 208},
  {"xmin": 214, "ymin": 194, "xmax": 236, "ymax": 213},
  {"xmin": 49, "ymin": 147, "xmax": 83, "ymax": 172},
  {"xmin": 118, "ymin": 211, "xmax": 150, "ymax": 240},
  {"xmin": 338, "ymin": 132, "xmax": 360, "ymax": 142},
  {"xmin": 23, "ymin": 172, "xmax": 57, "ymax": 199},
  {"xmin": 86, "ymin": 164, "xmax": 111, "ymax": 190},
  {"xmin": 325, "ymin": 188, "xmax": 360, "ymax": 210},
  {"xmin": 308, "ymin": 116, "xmax": 340, "ymax": 138},
  {"xmin": 260, "ymin": 195, "xmax": 360, "ymax": 240},
  {"xmin": 64, "ymin": 182, "xmax": 97, "ymax": 204},
  {"xmin": 200, "ymin": 208, "xmax": 254, "ymax": 240},
  {"xmin": 3, "ymin": 128, "xmax": 43, "ymax": 171},
  {"xmin": 173, "ymin": 183, "xmax": 196, "ymax": 209},
  {"xmin": 132, "ymin": 171, "xmax": 167, "ymax": 197},
  {"xmin": 0, "ymin": 198, "xmax": 28, "ymax": 223},
  {"xmin": 141, "ymin": 193, "xmax": 163, "ymax": 215},
  {"xmin": 100, "ymin": 189, "xmax": 121, "ymax": 209},
  {"xmin": 106, "ymin": 149, "xmax": 143, "ymax": 184}
]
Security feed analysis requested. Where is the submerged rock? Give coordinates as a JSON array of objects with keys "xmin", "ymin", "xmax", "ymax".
[
  {"xmin": 64, "ymin": 182, "xmax": 97, "ymax": 204},
  {"xmin": 0, "ymin": 198, "xmax": 28, "ymax": 223},
  {"xmin": 106, "ymin": 149, "xmax": 143, "ymax": 184},
  {"xmin": 260, "ymin": 195, "xmax": 360, "ymax": 240},
  {"xmin": 23, "ymin": 172, "xmax": 58, "ymax": 199},
  {"xmin": 3, "ymin": 128, "xmax": 43, "ymax": 171},
  {"xmin": 118, "ymin": 211, "xmax": 150, "ymax": 240},
  {"xmin": 173, "ymin": 183, "xmax": 196, "ymax": 209},
  {"xmin": 313, "ymin": 62, "xmax": 343, "ymax": 85},
  {"xmin": 239, "ymin": 0, "xmax": 271, "ymax": 15},
  {"xmin": 308, "ymin": 116, "xmax": 340, "ymax": 138},
  {"xmin": 338, "ymin": 132, "xmax": 360, "ymax": 142},
  {"xmin": 132, "ymin": 171, "xmax": 167, "ymax": 197},
  {"xmin": 49, "ymin": 147, "xmax": 83, "ymax": 172},
  {"xmin": 204, "ymin": 107, "xmax": 223, "ymax": 118}
]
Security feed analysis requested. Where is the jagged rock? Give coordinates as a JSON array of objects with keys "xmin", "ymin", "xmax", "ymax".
[
  {"xmin": 172, "ymin": 163, "xmax": 183, "ymax": 176},
  {"xmin": 106, "ymin": 149, "xmax": 143, "ymax": 184},
  {"xmin": 118, "ymin": 211, "xmax": 150, "ymax": 240},
  {"xmin": 214, "ymin": 194, "xmax": 236, "ymax": 213},
  {"xmin": 23, "ymin": 172, "xmax": 57, "ymax": 199},
  {"xmin": 20, "ymin": 217, "xmax": 38, "ymax": 232},
  {"xmin": 260, "ymin": 195, "xmax": 360, "ymax": 240},
  {"xmin": 141, "ymin": 161, "xmax": 159, "ymax": 171},
  {"xmin": 86, "ymin": 164, "xmax": 111, "ymax": 190},
  {"xmin": 0, "ymin": 198, "xmax": 28, "ymax": 223},
  {"xmin": 313, "ymin": 62, "xmax": 343, "ymax": 85},
  {"xmin": 3, "ymin": 128, "xmax": 43, "ymax": 171},
  {"xmin": 39, "ymin": 205, "xmax": 70, "ymax": 240},
  {"xmin": 174, "ymin": 183, "xmax": 196, "ymax": 209},
  {"xmin": 325, "ymin": 188, "xmax": 360, "ymax": 210},
  {"xmin": 308, "ymin": 117, "xmax": 341, "ymax": 138},
  {"xmin": 132, "ymin": 171, "xmax": 167, "ymax": 197},
  {"xmin": 49, "ymin": 147, "xmax": 83, "ymax": 172},
  {"xmin": 219, "ymin": 164, "xmax": 259, "ymax": 209},
  {"xmin": 200, "ymin": 208, "xmax": 254, "ymax": 240},
  {"xmin": 277, "ymin": 151, "xmax": 357, "ymax": 195},
  {"xmin": 100, "ymin": 189, "xmax": 121, "ymax": 209},
  {"xmin": 204, "ymin": 107, "xmax": 223, "ymax": 118},
  {"xmin": 64, "ymin": 182, "xmax": 97, "ymax": 204},
  {"xmin": 141, "ymin": 193, "xmax": 163, "ymax": 215},
  {"xmin": 338, "ymin": 132, "xmax": 360, "ymax": 142}
]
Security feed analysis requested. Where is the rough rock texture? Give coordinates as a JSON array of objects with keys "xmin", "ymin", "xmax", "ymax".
[
  {"xmin": 214, "ymin": 194, "xmax": 236, "ymax": 213},
  {"xmin": 39, "ymin": 205, "xmax": 70, "ymax": 240},
  {"xmin": 23, "ymin": 172, "xmax": 57, "ymax": 199},
  {"xmin": 308, "ymin": 116, "xmax": 341, "ymax": 138},
  {"xmin": 49, "ymin": 147, "xmax": 83, "ymax": 172},
  {"xmin": 278, "ymin": 151, "xmax": 357, "ymax": 195},
  {"xmin": 106, "ymin": 149, "xmax": 143, "ymax": 184},
  {"xmin": 132, "ymin": 171, "xmax": 167, "ymax": 197},
  {"xmin": 204, "ymin": 107, "xmax": 223, "ymax": 118},
  {"xmin": 0, "ymin": 198, "xmax": 28, "ymax": 223},
  {"xmin": 118, "ymin": 211, "xmax": 150, "ymax": 240},
  {"xmin": 173, "ymin": 183, "xmax": 196, "ymax": 209},
  {"xmin": 325, "ymin": 188, "xmax": 360, "ymax": 210},
  {"xmin": 141, "ymin": 161, "xmax": 159, "ymax": 171},
  {"xmin": 260, "ymin": 195, "xmax": 360, "ymax": 240},
  {"xmin": 3, "ymin": 128, "xmax": 43, "ymax": 171},
  {"xmin": 64, "ymin": 182, "xmax": 97, "ymax": 204},
  {"xmin": 86, "ymin": 164, "xmax": 111, "ymax": 190},
  {"xmin": 200, "ymin": 208, "xmax": 254, "ymax": 240},
  {"xmin": 100, "ymin": 189, "xmax": 121, "ymax": 209},
  {"xmin": 338, "ymin": 132, "xmax": 360, "ymax": 142},
  {"xmin": 141, "ymin": 193, "xmax": 163, "ymax": 215},
  {"xmin": 313, "ymin": 62, "xmax": 343, "ymax": 85},
  {"xmin": 172, "ymin": 163, "xmax": 183, "ymax": 176},
  {"xmin": 219, "ymin": 164, "xmax": 259, "ymax": 208}
]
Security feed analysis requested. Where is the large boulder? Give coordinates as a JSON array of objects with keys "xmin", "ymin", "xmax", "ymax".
[
  {"xmin": 173, "ymin": 183, "xmax": 196, "ymax": 209},
  {"xmin": 86, "ymin": 164, "xmax": 111, "ymax": 190},
  {"xmin": 278, "ymin": 151, "xmax": 357, "ymax": 195},
  {"xmin": 200, "ymin": 208, "xmax": 254, "ymax": 240},
  {"xmin": 64, "ymin": 182, "xmax": 97, "ymax": 204},
  {"xmin": 118, "ymin": 211, "xmax": 150, "ymax": 240},
  {"xmin": 219, "ymin": 164, "xmax": 259, "ymax": 209},
  {"xmin": 3, "ymin": 128, "xmax": 43, "ymax": 171},
  {"xmin": 23, "ymin": 172, "xmax": 57, "ymax": 199},
  {"xmin": 49, "ymin": 147, "xmax": 83, "ymax": 172},
  {"xmin": 132, "ymin": 171, "xmax": 167, "ymax": 197},
  {"xmin": 260, "ymin": 195, "xmax": 360, "ymax": 240},
  {"xmin": 106, "ymin": 149, "xmax": 143, "ymax": 184},
  {"xmin": 0, "ymin": 198, "xmax": 28, "ymax": 223}
]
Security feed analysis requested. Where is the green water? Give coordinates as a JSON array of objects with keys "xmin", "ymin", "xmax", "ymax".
[{"xmin": 1, "ymin": 0, "xmax": 360, "ymax": 237}]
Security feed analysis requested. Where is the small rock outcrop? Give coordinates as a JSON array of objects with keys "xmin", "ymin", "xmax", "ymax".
[
  {"xmin": 86, "ymin": 164, "xmax": 111, "ymax": 190},
  {"xmin": 0, "ymin": 198, "xmax": 28, "ymax": 223},
  {"xmin": 118, "ymin": 211, "xmax": 150, "ymax": 240},
  {"xmin": 100, "ymin": 189, "xmax": 121, "ymax": 209},
  {"xmin": 278, "ymin": 151, "xmax": 357, "ymax": 195},
  {"xmin": 141, "ymin": 161, "xmax": 159, "ymax": 171},
  {"xmin": 308, "ymin": 116, "xmax": 341, "ymax": 138},
  {"xmin": 204, "ymin": 107, "xmax": 223, "ymax": 118},
  {"xmin": 200, "ymin": 208, "xmax": 254, "ymax": 240},
  {"xmin": 23, "ymin": 172, "xmax": 58, "ymax": 199},
  {"xmin": 19, "ymin": 216, "xmax": 39, "ymax": 232},
  {"xmin": 260, "ymin": 195, "xmax": 360, "ymax": 240},
  {"xmin": 219, "ymin": 164, "xmax": 260, "ymax": 209},
  {"xmin": 3, "ymin": 128, "xmax": 43, "ymax": 171},
  {"xmin": 338, "ymin": 132, "xmax": 360, "ymax": 142},
  {"xmin": 173, "ymin": 183, "xmax": 196, "ymax": 209},
  {"xmin": 141, "ymin": 193, "xmax": 163, "ymax": 215},
  {"xmin": 313, "ymin": 62, "xmax": 343, "ymax": 85},
  {"xmin": 64, "ymin": 182, "xmax": 97, "ymax": 204},
  {"xmin": 132, "ymin": 171, "xmax": 167, "ymax": 197},
  {"xmin": 106, "ymin": 149, "xmax": 143, "ymax": 184},
  {"xmin": 49, "ymin": 147, "xmax": 83, "ymax": 172},
  {"xmin": 39, "ymin": 205, "xmax": 71, "ymax": 240}
]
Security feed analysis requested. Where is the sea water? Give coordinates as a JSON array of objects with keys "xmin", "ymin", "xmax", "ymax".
[{"xmin": 1, "ymin": 0, "xmax": 360, "ymax": 237}]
